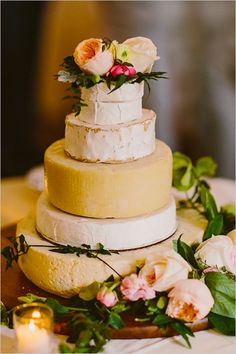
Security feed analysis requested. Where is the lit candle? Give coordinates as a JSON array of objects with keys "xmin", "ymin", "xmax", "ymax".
[{"xmin": 13, "ymin": 303, "xmax": 54, "ymax": 353}]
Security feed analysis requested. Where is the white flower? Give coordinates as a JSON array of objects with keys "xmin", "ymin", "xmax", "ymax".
[
  {"xmin": 121, "ymin": 37, "xmax": 159, "ymax": 73},
  {"xmin": 138, "ymin": 250, "xmax": 191, "ymax": 292},
  {"xmin": 73, "ymin": 38, "xmax": 114, "ymax": 76},
  {"xmin": 57, "ymin": 70, "xmax": 77, "ymax": 83},
  {"xmin": 166, "ymin": 279, "xmax": 214, "ymax": 322},
  {"xmin": 195, "ymin": 235, "xmax": 236, "ymax": 275},
  {"xmin": 227, "ymin": 229, "xmax": 236, "ymax": 244}
]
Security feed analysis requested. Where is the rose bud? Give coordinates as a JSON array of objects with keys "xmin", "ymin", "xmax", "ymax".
[
  {"xmin": 108, "ymin": 64, "xmax": 136, "ymax": 77},
  {"xmin": 96, "ymin": 286, "xmax": 118, "ymax": 308}
]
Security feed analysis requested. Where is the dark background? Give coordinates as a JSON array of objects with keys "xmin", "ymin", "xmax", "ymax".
[{"xmin": 2, "ymin": 1, "xmax": 45, "ymax": 176}]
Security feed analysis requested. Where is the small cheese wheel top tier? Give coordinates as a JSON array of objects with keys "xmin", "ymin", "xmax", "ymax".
[
  {"xmin": 45, "ymin": 139, "xmax": 172, "ymax": 218},
  {"xmin": 36, "ymin": 192, "xmax": 177, "ymax": 250},
  {"xmin": 78, "ymin": 82, "xmax": 144, "ymax": 125},
  {"xmin": 65, "ymin": 109, "xmax": 156, "ymax": 163}
]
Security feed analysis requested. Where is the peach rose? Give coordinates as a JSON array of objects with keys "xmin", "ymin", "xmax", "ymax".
[
  {"xmin": 195, "ymin": 235, "xmax": 236, "ymax": 275},
  {"xmin": 73, "ymin": 38, "xmax": 114, "ymax": 75},
  {"xmin": 166, "ymin": 279, "xmax": 214, "ymax": 322},
  {"xmin": 138, "ymin": 250, "xmax": 191, "ymax": 292}
]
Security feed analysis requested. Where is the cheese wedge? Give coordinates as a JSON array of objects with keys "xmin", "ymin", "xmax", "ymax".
[
  {"xmin": 45, "ymin": 139, "xmax": 172, "ymax": 218},
  {"xmin": 17, "ymin": 209, "xmax": 206, "ymax": 298},
  {"xmin": 65, "ymin": 109, "xmax": 156, "ymax": 163},
  {"xmin": 79, "ymin": 82, "xmax": 144, "ymax": 125},
  {"xmin": 36, "ymin": 192, "xmax": 177, "ymax": 250}
]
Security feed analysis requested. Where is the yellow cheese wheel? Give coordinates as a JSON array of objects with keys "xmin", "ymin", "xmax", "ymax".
[{"xmin": 45, "ymin": 139, "xmax": 172, "ymax": 218}]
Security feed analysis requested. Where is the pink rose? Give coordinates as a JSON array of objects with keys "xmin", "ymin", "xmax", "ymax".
[
  {"xmin": 166, "ymin": 279, "xmax": 214, "ymax": 322},
  {"xmin": 120, "ymin": 273, "xmax": 155, "ymax": 301},
  {"xmin": 108, "ymin": 64, "xmax": 136, "ymax": 78},
  {"xmin": 73, "ymin": 38, "xmax": 114, "ymax": 76},
  {"xmin": 96, "ymin": 287, "xmax": 118, "ymax": 307}
]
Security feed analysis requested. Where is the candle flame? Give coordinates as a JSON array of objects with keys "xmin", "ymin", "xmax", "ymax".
[
  {"xmin": 32, "ymin": 310, "xmax": 41, "ymax": 319},
  {"xmin": 28, "ymin": 319, "xmax": 36, "ymax": 332}
]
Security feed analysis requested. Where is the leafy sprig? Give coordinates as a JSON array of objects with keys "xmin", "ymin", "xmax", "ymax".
[
  {"xmin": 1, "ymin": 235, "xmax": 121, "ymax": 277},
  {"xmin": 172, "ymin": 152, "xmax": 235, "ymax": 240},
  {"xmin": 57, "ymin": 55, "xmax": 167, "ymax": 115},
  {"xmin": 1, "ymin": 235, "xmax": 29, "ymax": 269}
]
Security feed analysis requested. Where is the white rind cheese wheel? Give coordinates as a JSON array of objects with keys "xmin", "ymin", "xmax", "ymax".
[
  {"xmin": 17, "ymin": 209, "xmax": 206, "ymax": 298},
  {"xmin": 65, "ymin": 109, "xmax": 156, "ymax": 163},
  {"xmin": 45, "ymin": 139, "xmax": 172, "ymax": 218},
  {"xmin": 79, "ymin": 82, "xmax": 144, "ymax": 125},
  {"xmin": 36, "ymin": 192, "xmax": 177, "ymax": 250}
]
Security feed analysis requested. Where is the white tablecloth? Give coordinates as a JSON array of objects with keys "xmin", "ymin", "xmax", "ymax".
[{"xmin": 1, "ymin": 175, "xmax": 235, "ymax": 353}]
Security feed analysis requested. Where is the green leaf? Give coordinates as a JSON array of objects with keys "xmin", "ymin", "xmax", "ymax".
[
  {"xmin": 208, "ymin": 312, "xmax": 235, "ymax": 336},
  {"xmin": 77, "ymin": 329, "xmax": 93, "ymax": 348},
  {"xmin": 173, "ymin": 152, "xmax": 192, "ymax": 170},
  {"xmin": 203, "ymin": 214, "xmax": 224, "ymax": 240},
  {"xmin": 112, "ymin": 303, "xmax": 129, "ymax": 314},
  {"xmin": 152, "ymin": 313, "xmax": 172, "ymax": 326},
  {"xmin": 1, "ymin": 246, "xmax": 14, "ymax": 270},
  {"xmin": 98, "ymin": 243, "xmax": 112, "ymax": 255},
  {"xmin": 176, "ymin": 235, "xmax": 199, "ymax": 269},
  {"xmin": 59, "ymin": 343, "xmax": 72, "ymax": 353},
  {"xmin": 45, "ymin": 298, "xmax": 70, "ymax": 315},
  {"xmin": 108, "ymin": 312, "xmax": 124, "ymax": 329},
  {"xmin": 79, "ymin": 282, "xmax": 100, "ymax": 301},
  {"xmin": 110, "ymin": 74, "xmax": 127, "ymax": 93},
  {"xmin": 180, "ymin": 164, "xmax": 193, "ymax": 188},
  {"xmin": 195, "ymin": 157, "xmax": 217, "ymax": 177},
  {"xmin": 172, "ymin": 240, "xmax": 178, "ymax": 252},
  {"xmin": 199, "ymin": 183, "xmax": 218, "ymax": 220},
  {"xmin": 1, "ymin": 302, "xmax": 10, "ymax": 326},
  {"xmin": 205, "ymin": 272, "xmax": 235, "ymax": 318},
  {"xmin": 171, "ymin": 321, "xmax": 194, "ymax": 348},
  {"xmin": 172, "ymin": 152, "xmax": 195, "ymax": 191},
  {"xmin": 18, "ymin": 293, "xmax": 46, "ymax": 304},
  {"xmin": 156, "ymin": 296, "xmax": 168, "ymax": 310}
]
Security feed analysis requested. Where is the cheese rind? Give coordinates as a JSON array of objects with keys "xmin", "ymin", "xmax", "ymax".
[
  {"xmin": 36, "ymin": 192, "xmax": 177, "ymax": 250},
  {"xmin": 77, "ymin": 99, "xmax": 142, "ymax": 126},
  {"xmin": 81, "ymin": 82, "xmax": 144, "ymax": 102},
  {"xmin": 65, "ymin": 109, "xmax": 156, "ymax": 163},
  {"xmin": 45, "ymin": 139, "xmax": 172, "ymax": 218},
  {"xmin": 79, "ymin": 82, "xmax": 144, "ymax": 125},
  {"xmin": 17, "ymin": 209, "xmax": 206, "ymax": 298}
]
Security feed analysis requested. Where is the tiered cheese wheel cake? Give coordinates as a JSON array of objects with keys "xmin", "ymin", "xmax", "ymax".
[
  {"xmin": 41, "ymin": 82, "xmax": 176, "ymax": 248},
  {"xmin": 16, "ymin": 37, "xmax": 205, "ymax": 297}
]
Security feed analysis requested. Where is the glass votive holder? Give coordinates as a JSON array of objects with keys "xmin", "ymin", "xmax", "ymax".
[{"xmin": 13, "ymin": 302, "xmax": 54, "ymax": 353}]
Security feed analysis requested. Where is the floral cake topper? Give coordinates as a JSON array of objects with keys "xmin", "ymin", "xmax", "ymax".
[{"xmin": 57, "ymin": 37, "xmax": 167, "ymax": 115}]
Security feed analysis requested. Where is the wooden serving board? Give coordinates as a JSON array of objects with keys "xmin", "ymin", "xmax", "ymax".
[{"xmin": 1, "ymin": 224, "xmax": 209, "ymax": 338}]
